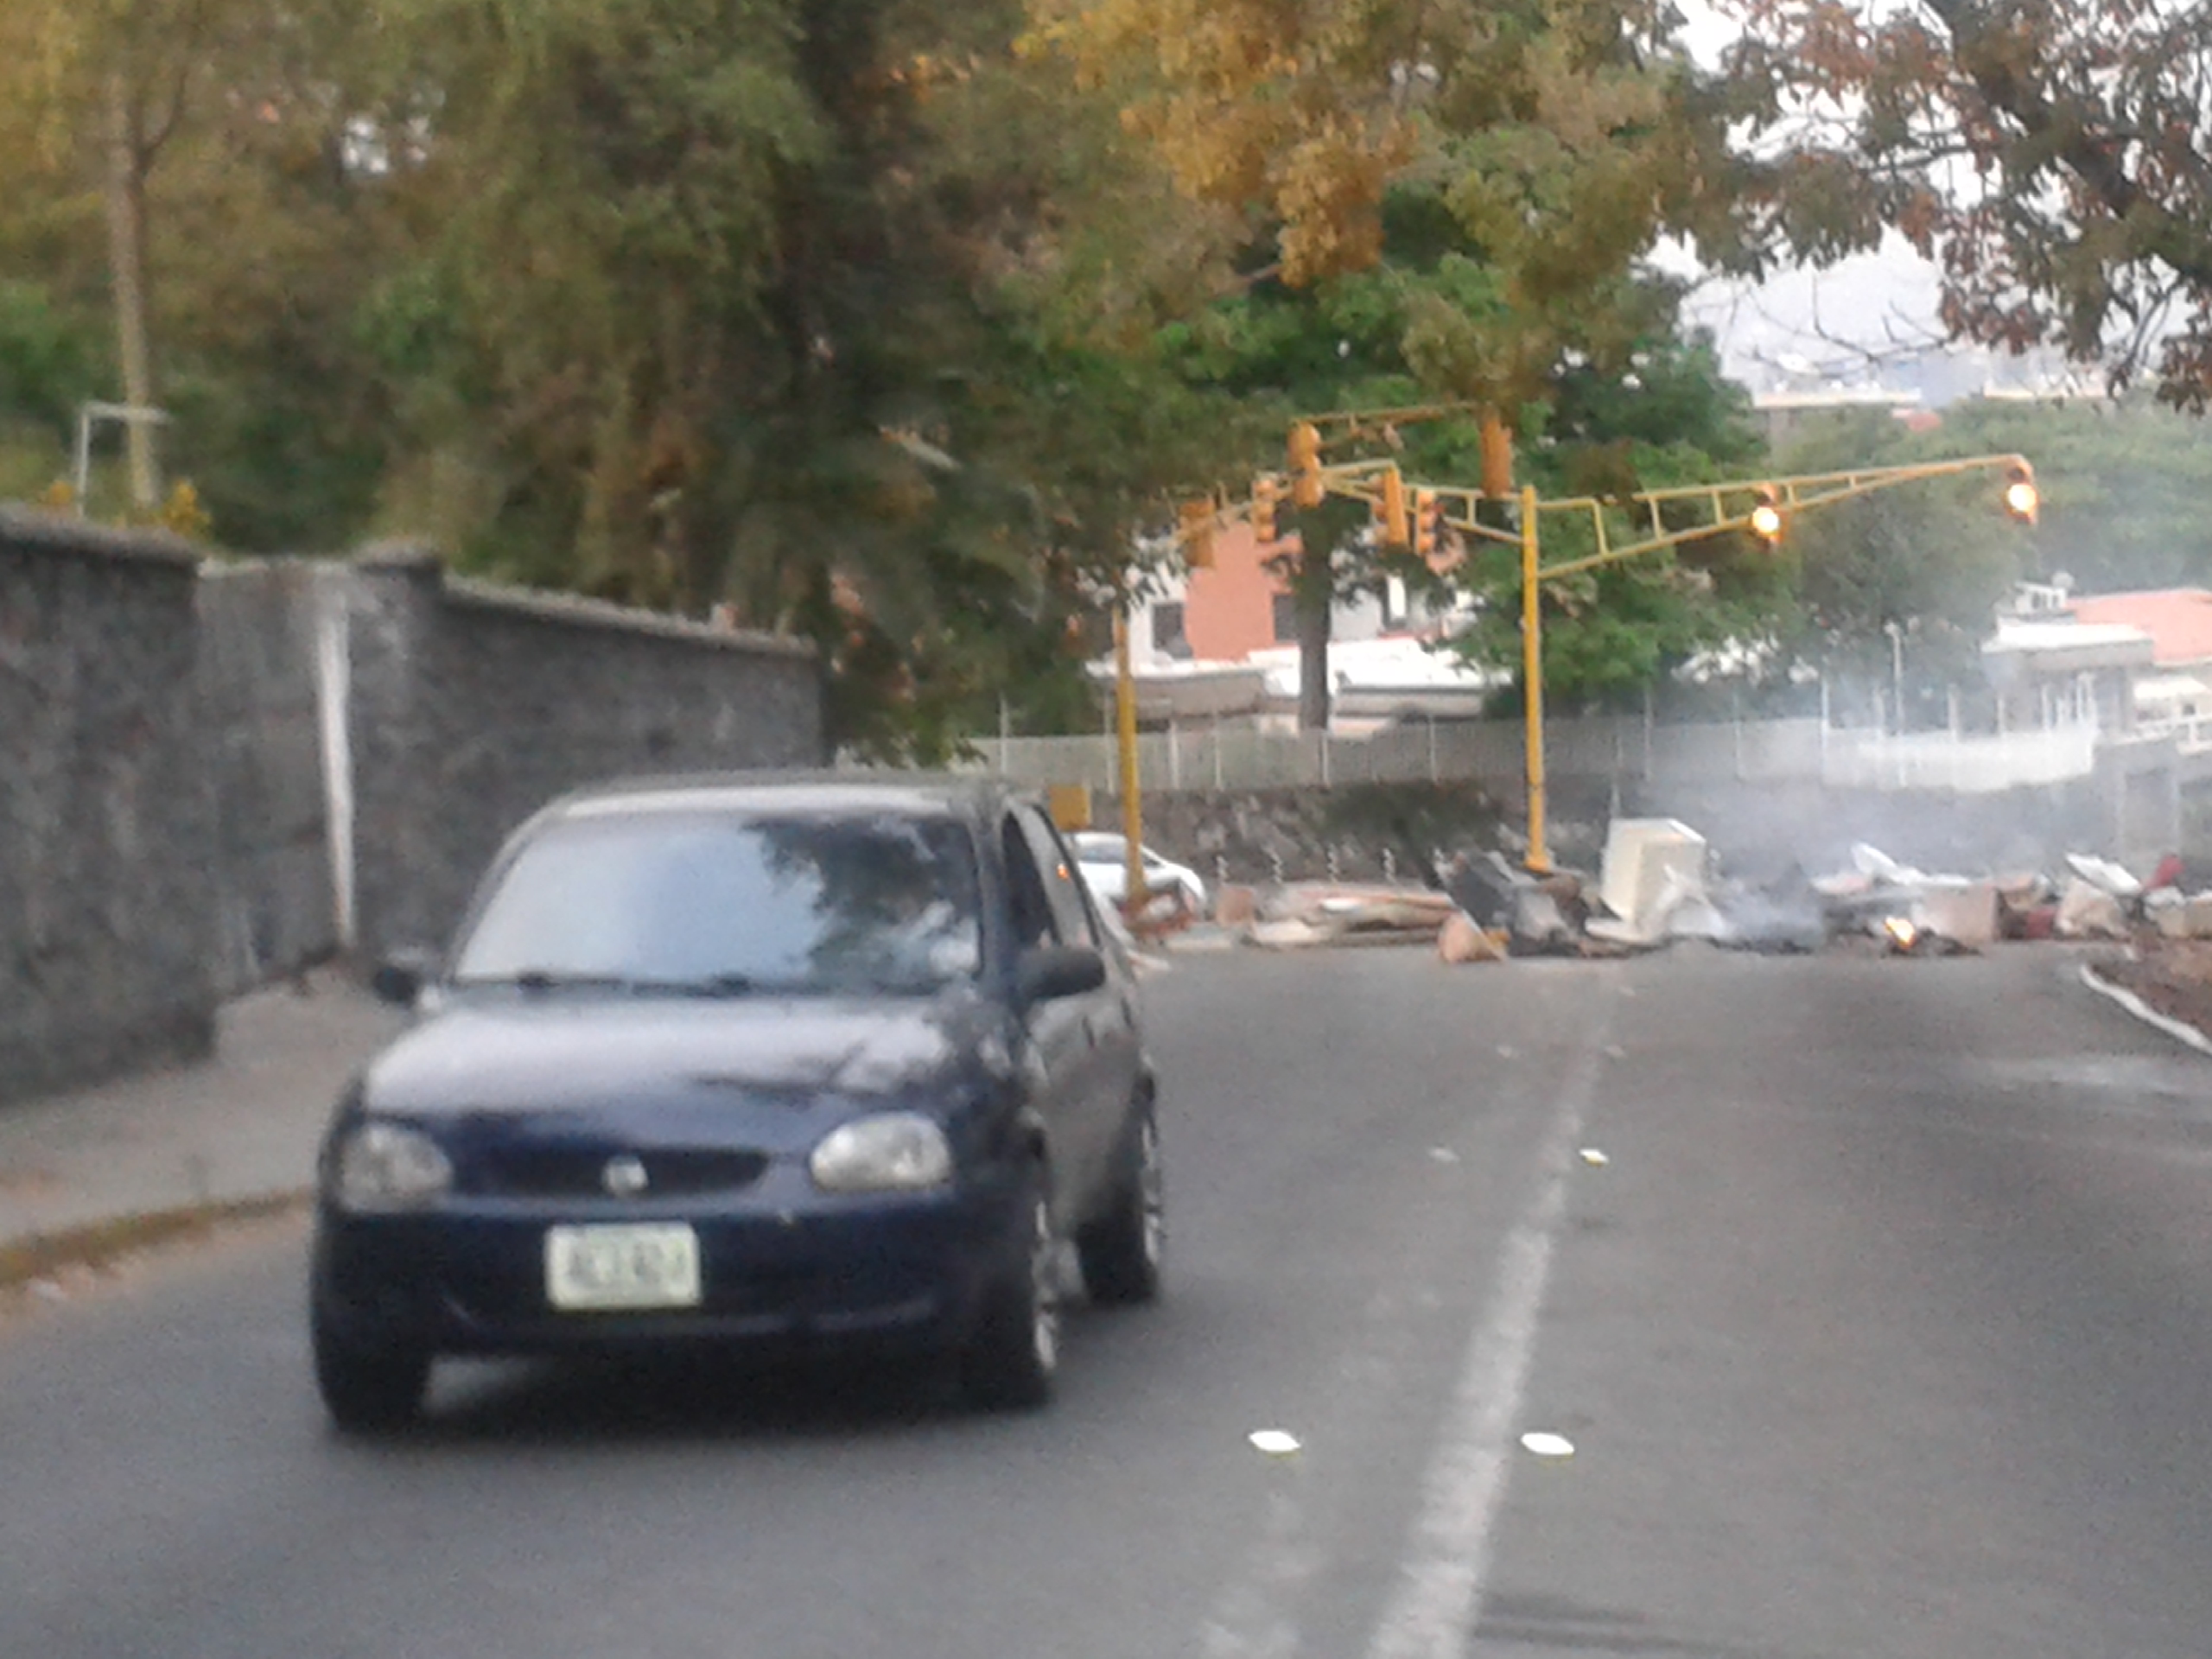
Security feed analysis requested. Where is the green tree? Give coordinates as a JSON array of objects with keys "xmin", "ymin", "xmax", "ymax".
[
  {"xmin": 1450, "ymin": 323, "xmax": 1782, "ymax": 710},
  {"xmin": 1721, "ymin": 0, "xmax": 2212, "ymax": 409},
  {"xmin": 1030, "ymin": 0, "xmax": 1770, "ymax": 726}
]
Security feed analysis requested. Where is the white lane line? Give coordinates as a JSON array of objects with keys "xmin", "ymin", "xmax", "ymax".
[
  {"xmin": 1360, "ymin": 988, "xmax": 1615, "ymax": 1659},
  {"xmin": 2078, "ymin": 963, "xmax": 2212, "ymax": 1056}
]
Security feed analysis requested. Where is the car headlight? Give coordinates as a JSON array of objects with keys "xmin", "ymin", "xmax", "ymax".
[
  {"xmin": 333, "ymin": 1121, "xmax": 454, "ymax": 1211},
  {"xmin": 809, "ymin": 1112, "xmax": 953, "ymax": 1194}
]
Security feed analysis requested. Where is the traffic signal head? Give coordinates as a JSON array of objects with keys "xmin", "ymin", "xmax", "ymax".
[
  {"xmin": 1378, "ymin": 467, "xmax": 1408, "ymax": 548},
  {"xmin": 1413, "ymin": 487, "xmax": 1440, "ymax": 557},
  {"xmin": 1252, "ymin": 476, "xmax": 1280, "ymax": 543},
  {"xmin": 1288, "ymin": 422, "xmax": 1325, "ymax": 509},
  {"xmin": 1179, "ymin": 499, "xmax": 1216, "ymax": 569},
  {"xmin": 1748, "ymin": 484, "xmax": 1784, "ymax": 543},
  {"xmin": 2003, "ymin": 458, "xmax": 2038, "ymax": 524}
]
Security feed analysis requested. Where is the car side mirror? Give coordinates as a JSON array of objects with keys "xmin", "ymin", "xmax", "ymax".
[
  {"xmin": 369, "ymin": 946, "xmax": 442, "ymax": 1007},
  {"xmin": 1017, "ymin": 944, "xmax": 1106, "ymax": 1005}
]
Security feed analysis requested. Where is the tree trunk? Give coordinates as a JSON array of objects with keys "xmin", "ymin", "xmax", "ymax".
[{"xmin": 105, "ymin": 73, "xmax": 160, "ymax": 513}]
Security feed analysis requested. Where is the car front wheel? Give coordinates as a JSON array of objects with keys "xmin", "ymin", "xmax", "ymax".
[
  {"xmin": 312, "ymin": 1303, "xmax": 430, "ymax": 1434},
  {"xmin": 962, "ymin": 1175, "xmax": 1060, "ymax": 1410}
]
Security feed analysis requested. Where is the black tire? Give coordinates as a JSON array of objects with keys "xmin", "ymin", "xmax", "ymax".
[
  {"xmin": 312, "ymin": 1305, "xmax": 429, "ymax": 1434},
  {"xmin": 962, "ymin": 1176, "xmax": 1060, "ymax": 1411},
  {"xmin": 1077, "ymin": 1104, "xmax": 1163, "ymax": 1306}
]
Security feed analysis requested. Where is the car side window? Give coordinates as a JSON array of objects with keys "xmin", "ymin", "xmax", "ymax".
[
  {"xmin": 1015, "ymin": 808, "xmax": 1100, "ymax": 949},
  {"xmin": 1001, "ymin": 815, "xmax": 1058, "ymax": 950}
]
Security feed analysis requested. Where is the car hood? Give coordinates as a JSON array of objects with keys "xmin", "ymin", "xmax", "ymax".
[{"xmin": 359, "ymin": 992, "xmax": 1009, "ymax": 1134}]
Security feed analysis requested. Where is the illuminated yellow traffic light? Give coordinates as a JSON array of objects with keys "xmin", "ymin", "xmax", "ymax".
[
  {"xmin": 2004, "ymin": 458, "xmax": 2038, "ymax": 524},
  {"xmin": 1288, "ymin": 422, "xmax": 1325, "ymax": 508},
  {"xmin": 1378, "ymin": 467, "xmax": 1408, "ymax": 548},
  {"xmin": 1179, "ymin": 499, "xmax": 1216, "ymax": 569},
  {"xmin": 1413, "ymin": 487, "xmax": 1440, "ymax": 557},
  {"xmin": 1748, "ymin": 484, "xmax": 1784, "ymax": 543},
  {"xmin": 1252, "ymin": 476, "xmax": 1281, "ymax": 543}
]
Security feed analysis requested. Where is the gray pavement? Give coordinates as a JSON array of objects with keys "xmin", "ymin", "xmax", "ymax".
[
  {"xmin": 0, "ymin": 970, "xmax": 403, "ymax": 1269},
  {"xmin": 7, "ymin": 947, "xmax": 2212, "ymax": 1658}
]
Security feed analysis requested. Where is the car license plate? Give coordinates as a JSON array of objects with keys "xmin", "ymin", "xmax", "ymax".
[{"xmin": 545, "ymin": 1224, "xmax": 702, "ymax": 1312}]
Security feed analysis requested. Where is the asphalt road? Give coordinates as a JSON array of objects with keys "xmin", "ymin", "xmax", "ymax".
[{"xmin": 6, "ymin": 945, "xmax": 2212, "ymax": 1658}]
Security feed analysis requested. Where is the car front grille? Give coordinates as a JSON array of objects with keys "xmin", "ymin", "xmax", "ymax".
[{"xmin": 469, "ymin": 1145, "xmax": 769, "ymax": 1200}]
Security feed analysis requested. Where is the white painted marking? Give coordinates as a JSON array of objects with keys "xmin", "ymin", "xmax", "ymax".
[
  {"xmin": 2078, "ymin": 963, "xmax": 2212, "ymax": 1056},
  {"xmin": 1360, "ymin": 983, "xmax": 1614, "ymax": 1659}
]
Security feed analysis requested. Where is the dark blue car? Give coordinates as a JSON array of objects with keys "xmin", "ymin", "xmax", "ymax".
[{"xmin": 308, "ymin": 774, "xmax": 1162, "ymax": 1431}]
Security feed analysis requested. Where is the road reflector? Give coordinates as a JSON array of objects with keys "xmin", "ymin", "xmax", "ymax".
[
  {"xmin": 1249, "ymin": 1429, "xmax": 1302, "ymax": 1457},
  {"xmin": 1519, "ymin": 1431, "xmax": 1575, "ymax": 1459},
  {"xmin": 1579, "ymin": 1148, "xmax": 1609, "ymax": 1166},
  {"xmin": 1430, "ymin": 1147, "xmax": 1460, "ymax": 1165}
]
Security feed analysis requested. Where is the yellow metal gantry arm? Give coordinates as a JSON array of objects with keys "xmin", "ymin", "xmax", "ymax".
[{"xmin": 1295, "ymin": 451, "xmax": 2037, "ymax": 874}]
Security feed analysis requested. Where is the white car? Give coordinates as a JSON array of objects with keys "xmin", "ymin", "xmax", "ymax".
[{"xmin": 1069, "ymin": 832, "xmax": 1209, "ymax": 917}]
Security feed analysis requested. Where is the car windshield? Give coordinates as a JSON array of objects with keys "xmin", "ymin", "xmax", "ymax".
[{"xmin": 450, "ymin": 810, "xmax": 983, "ymax": 996}]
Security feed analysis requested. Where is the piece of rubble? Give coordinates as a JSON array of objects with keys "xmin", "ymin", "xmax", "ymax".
[
  {"xmin": 1443, "ymin": 850, "xmax": 1527, "ymax": 931},
  {"xmin": 2065, "ymin": 853, "xmax": 2143, "ymax": 900},
  {"xmin": 1437, "ymin": 912, "xmax": 1508, "ymax": 963},
  {"xmin": 2055, "ymin": 876, "xmax": 2128, "ymax": 938},
  {"xmin": 1918, "ymin": 883, "xmax": 1999, "ymax": 950},
  {"xmin": 1214, "ymin": 885, "xmax": 1260, "ymax": 927},
  {"xmin": 1510, "ymin": 886, "xmax": 1576, "ymax": 953}
]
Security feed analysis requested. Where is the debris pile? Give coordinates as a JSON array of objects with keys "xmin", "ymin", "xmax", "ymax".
[{"xmin": 1169, "ymin": 817, "xmax": 2212, "ymax": 966}]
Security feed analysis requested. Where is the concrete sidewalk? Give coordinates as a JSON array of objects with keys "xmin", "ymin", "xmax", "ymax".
[{"xmin": 0, "ymin": 970, "xmax": 405, "ymax": 1285}]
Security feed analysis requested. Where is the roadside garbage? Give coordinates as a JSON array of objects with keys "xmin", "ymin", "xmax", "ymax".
[
  {"xmin": 1588, "ymin": 819, "xmax": 1709, "ymax": 946},
  {"xmin": 1443, "ymin": 849, "xmax": 1522, "ymax": 929},
  {"xmin": 1437, "ymin": 912, "xmax": 1509, "ymax": 964},
  {"xmin": 1249, "ymin": 882, "xmax": 1458, "ymax": 950},
  {"xmin": 1168, "ymin": 819, "xmax": 2187, "ymax": 966},
  {"xmin": 2056, "ymin": 877, "xmax": 2129, "ymax": 938},
  {"xmin": 1444, "ymin": 851, "xmax": 1576, "ymax": 953},
  {"xmin": 2066, "ymin": 853, "xmax": 2143, "ymax": 900},
  {"xmin": 2148, "ymin": 888, "xmax": 2212, "ymax": 939}
]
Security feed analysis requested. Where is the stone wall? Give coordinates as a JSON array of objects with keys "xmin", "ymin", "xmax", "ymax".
[
  {"xmin": 3, "ymin": 520, "xmax": 822, "ymax": 1106},
  {"xmin": 197, "ymin": 561, "xmax": 337, "ymax": 995},
  {"xmin": 342, "ymin": 548, "xmax": 823, "ymax": 962},
  {"xmin": 2, "ymin": 511, "xmax": 219, "ymax": 1102}
]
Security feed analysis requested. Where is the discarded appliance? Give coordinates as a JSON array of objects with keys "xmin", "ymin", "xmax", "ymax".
[{"xmin": 1590, "ymin": 819, "xmax": 1711, "ymax": 947}]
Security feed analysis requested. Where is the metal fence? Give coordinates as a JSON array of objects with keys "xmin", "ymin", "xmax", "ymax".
[{"xmin": 957, "ymin": 713, "xmax": 2103, "ymax": 797}]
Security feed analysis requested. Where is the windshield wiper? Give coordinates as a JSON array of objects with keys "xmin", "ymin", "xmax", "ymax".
[
  {"xmin": 452, "ymin": 969, "xmax": 637, "ymax": 995},
  {"xmin": 627, "ymin": 972, "xmax": 760, "ymax": 999},
  {"xmin": 451, "ymin": 969, "xmax": 763, "ymax": 999}
]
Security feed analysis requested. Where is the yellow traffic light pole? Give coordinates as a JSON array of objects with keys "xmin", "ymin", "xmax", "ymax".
[{"xmin": 1305, "ymin": 453, "xmax": 2038, "ymax": 873}]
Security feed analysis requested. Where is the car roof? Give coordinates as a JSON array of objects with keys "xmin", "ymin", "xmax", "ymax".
[{"xmin": 541, "ymin": 770, "xmax": 1029, "ymax": 826}]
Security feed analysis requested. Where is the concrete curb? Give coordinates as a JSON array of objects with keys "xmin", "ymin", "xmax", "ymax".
[
  {"xmin": 2077, "ymin": 962, "xmax": 2212, "ymax": 1057},
  {"xmin": 0, "ymin": 1189, "xmax": 312, "ymax": 1295}
]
